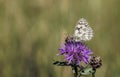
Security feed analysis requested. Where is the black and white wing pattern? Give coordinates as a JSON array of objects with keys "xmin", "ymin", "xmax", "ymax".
[{"xmin": 74, "ymin": 18, "xmax": 93, "ymax": 42}]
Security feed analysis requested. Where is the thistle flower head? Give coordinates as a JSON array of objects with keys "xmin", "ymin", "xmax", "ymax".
[
  {"xmin": 58, "ymin": 36, "xmax": 93, "ymax": 66},
  {"xmin": 89, "ymin": 56, "xmax": 102, "ymax": 69}
]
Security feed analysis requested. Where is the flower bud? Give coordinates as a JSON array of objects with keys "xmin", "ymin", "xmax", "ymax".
[{"xmin": 89, "ymin": 56, "xmax": 102, "ymax": 69}]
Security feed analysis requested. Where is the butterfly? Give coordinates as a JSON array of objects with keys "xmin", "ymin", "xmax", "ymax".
[{"xmin": 74, "ymin": 18, "xmax": 93, "ymax": 42}]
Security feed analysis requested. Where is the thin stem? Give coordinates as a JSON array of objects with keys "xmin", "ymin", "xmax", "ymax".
[
  {"xmin": 72, "ymin": 65, "xmax": 78, "ymax": 77},
  {"xmin": 92, "ymin": 73, "xmax": 95, "ymax": 77},
  {"xmin": 92, "ymin": 69, "xmax": 96, "ymax": 77},
  {"xmin": 79, "ymin": 74, "xmax": 81, "ymax": 77}
]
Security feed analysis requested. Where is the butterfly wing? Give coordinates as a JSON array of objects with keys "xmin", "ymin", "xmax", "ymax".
[{"xmin": 74, "ymin": 18, "xmax": 93, "ymax": 42}]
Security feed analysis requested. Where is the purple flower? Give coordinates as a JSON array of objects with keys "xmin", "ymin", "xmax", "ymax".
[{"xmin": 58, "ymin": 41, "xmax": 93, "ymax": 66}]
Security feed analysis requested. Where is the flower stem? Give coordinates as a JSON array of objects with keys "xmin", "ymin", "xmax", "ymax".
[
  {"xmin": 92, "ymin": 73, "xmax": 95, "ymax": 77},
  {"xmin": 72, "ymin": 65, "xmax": 78, "ymax": 77}
]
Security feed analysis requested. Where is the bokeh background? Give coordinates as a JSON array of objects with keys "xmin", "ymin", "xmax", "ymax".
[{"xmin": 0, "ymin": 0, "xmax": 120, "ymax": 77}]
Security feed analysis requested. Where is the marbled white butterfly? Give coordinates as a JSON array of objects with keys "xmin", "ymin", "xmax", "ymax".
[{"xmin": 74, "ymin": 18, "xmax": 93, "ymax": 42}]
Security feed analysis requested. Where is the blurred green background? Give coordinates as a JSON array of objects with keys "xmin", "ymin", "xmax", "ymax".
[{"xmin": 0, "ymin": 0, "xmax": 120, "ymax": 77}]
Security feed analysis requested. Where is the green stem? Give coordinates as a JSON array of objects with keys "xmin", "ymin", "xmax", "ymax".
[
  {"xmin": 92, "ymin": 72, "xmax": 95, "ymax": 77},
  {"xmin": 72, "ymin": 65, "xmax": 78, "ymax": 77},
  {"xmin": 92, "ymin": 69, "xmax": 96, "ymax": 77}
]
